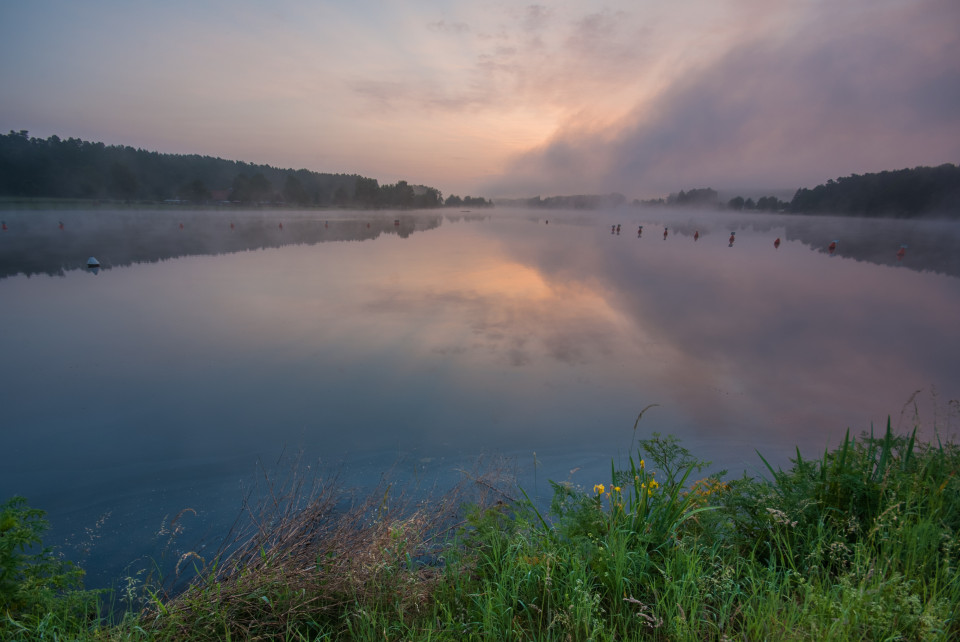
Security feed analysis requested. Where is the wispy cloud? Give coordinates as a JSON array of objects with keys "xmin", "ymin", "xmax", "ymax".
[
  {"xmin": 486, "ymin": 0, "xmax": 960, "ymax": 197},
  {"xmin": 427, "ymin": 19, "xmax": 470, "ymax": 34},
  {"xmin": 1, "ymin": 0, "xmax": 956, "ymax": 196}
]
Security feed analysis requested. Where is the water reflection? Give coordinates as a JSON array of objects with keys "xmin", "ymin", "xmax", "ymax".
[
  {"xmin": 0, "ymin": 209, "xmax": 444, "ymax": 279},
  {"xmin": 0, "ymin": 207, "xmax": 958, "ymax": 588}
]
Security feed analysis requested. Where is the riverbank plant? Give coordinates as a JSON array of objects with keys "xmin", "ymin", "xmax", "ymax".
[{"xmin": 2, "ymin": 419, "xmax": 958, "ymax": 640}]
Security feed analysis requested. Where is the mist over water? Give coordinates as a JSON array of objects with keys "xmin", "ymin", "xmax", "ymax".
[{"xmin": 1, "ymin": 207, "xmax": 958, "ymax": 588}]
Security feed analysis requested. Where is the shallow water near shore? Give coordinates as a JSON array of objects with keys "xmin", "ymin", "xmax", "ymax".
[{"xmin": 1, "ymin": 206, "xmax": 959, "ymax": 588}]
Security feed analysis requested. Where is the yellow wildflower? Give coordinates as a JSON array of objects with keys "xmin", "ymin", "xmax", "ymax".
[
  {"xmin": 613, "ymin": 486, "xmax": 622, "ymax": 493},
  {"xmin": 593, "ymin": 484, "xmax": 605, "ymax": 495},
  {"xmin": 640, "ymin": 459, "xmax": 645, "ymax": 469},
  {"xmin": 649, "ymin": 479, "xmax": 659, "ymax": 491}
]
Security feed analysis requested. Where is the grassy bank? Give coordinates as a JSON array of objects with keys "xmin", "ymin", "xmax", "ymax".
[{"xmin": 2, "ymin": 420, "xmax": 958, "ymax": 640}]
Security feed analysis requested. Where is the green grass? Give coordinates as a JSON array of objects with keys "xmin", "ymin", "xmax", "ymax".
[{"xmin": 3, "ymin": 418, "xmax": 958, "ymax": 640}]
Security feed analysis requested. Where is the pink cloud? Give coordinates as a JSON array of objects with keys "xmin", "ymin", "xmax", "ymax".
[{"xmin": 488, "ymin": 0, "xmax": 960, "ymax": 198}]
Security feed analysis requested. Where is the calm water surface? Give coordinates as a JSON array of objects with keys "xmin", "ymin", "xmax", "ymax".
[{"xmin": 1, "ymin": 207, "xmax": 958, "ymax": 586}]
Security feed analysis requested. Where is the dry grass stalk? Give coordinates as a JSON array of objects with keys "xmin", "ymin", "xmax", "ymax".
[{"xmin": 148, "ymin": 453, "xmax": 515, "ymax": 637}]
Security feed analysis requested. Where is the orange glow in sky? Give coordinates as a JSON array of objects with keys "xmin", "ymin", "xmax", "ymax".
[{"xmin": 1, "ymin": 0, "xmax": 957, "ymax": 198}]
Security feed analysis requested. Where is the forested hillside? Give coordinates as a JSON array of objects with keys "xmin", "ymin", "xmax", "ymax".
[
  {"xmin": 0, "ymin": 130, "xmax": 449, "ymax": 208},
  {"xmin": 644, "ymin": 165, "xmax": 960, "ymax": 218},
  {"xmin": 788, "ymin": 164, "xmax": 960, "ymax": 217}
]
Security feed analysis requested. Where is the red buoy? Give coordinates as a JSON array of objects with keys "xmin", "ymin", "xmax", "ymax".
[
  {"xmin": 663, "ymin": 227, "xmax": 668, "ymax": 240},
  {"xmin": 694, "ymin": 230, "xmax": 700, "ymax": 241},
  {"xmin": 774, "ymin": 238, "xmax": 781, "ymax": 249}
]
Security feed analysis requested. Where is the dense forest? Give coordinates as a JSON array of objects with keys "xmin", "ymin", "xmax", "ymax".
[
  {"xmin": 644, "ymin": 164, "xmax": 960, "ymax": 218},
  {"xmin": 0, "ymin": 130, "xmax": 492, "ymax": 209},
  {"xmin": 787, "ymin": 164, "xmax": 960, "ymax": 217},
  {"xmin": 496, "ymin": 193, "xmax": 627, "ymax": 210}
]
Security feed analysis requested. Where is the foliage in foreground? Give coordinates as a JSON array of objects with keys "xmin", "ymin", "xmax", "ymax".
[{"xmin": 2, "ymin": 419, "xmax": 959, "ymax": 640}]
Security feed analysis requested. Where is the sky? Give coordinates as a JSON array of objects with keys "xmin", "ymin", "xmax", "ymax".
[{"xmin": 1, "ymin": 0, "xmax": 958, "ymax": 199}]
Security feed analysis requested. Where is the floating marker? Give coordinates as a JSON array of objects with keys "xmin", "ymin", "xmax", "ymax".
[
  {"xmin": 728, "ymin": 232, "xmax": 736, "ymax": 247},
  {"xmin": 774, "ymin": 237, "xmax": 781, "ymax": 249},
  {"xmin": 1, "ymin": 221, "xmax": 6, "ymax": 231},
  {"xmin": 663, "ymin": 227, "xmax": 668, "ymax": 240},
  {"xmin": 694, "ymin": 230, "xmax": 700, "ymax": 241},
  {"xmin": 896, "ymin": 244, "xmax": 907, "ymax": 261},
  {"xmin": 828, "ymin": 240, "xmax": 838, "ymax": 255}
]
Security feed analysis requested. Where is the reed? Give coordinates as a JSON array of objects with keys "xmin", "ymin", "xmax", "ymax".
[{"xmin": 2, "ymin": 418, "xmax": 957, "ymax": 640}]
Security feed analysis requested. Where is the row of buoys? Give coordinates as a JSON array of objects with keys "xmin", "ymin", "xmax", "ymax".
[
  {"xmin": 1, "ymin": 219, "xmax": 910, "ymax": 264},
  {"xmin": 604, "ymin": 226, "xmax": 911, "ymax": 260}
]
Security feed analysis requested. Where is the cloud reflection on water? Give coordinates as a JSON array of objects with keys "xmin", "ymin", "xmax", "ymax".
[
  {"xmin": 2, "ymin": 208, "xmax": 959, "ymax": 589},
  {"xmin": 490, "ymin": 213, "xmax": 960, "ymax": 453}
]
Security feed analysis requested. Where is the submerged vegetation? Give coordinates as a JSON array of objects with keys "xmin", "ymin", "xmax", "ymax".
[{"xmin": 3, "ymin": 420, "xmax": 958, "ymax": 640}]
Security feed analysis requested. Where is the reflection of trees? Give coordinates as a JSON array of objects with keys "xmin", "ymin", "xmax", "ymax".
[
  {"xmin": 0, "ymin": 213, "xmax": 443, "ymax": 279},
  {"xmin": 631, "ymin": 214, "xmax": 960, "ymax": 279},
  {"xmin": 781, "ymin": 219, "xmax": 960, "ymax": 279}
]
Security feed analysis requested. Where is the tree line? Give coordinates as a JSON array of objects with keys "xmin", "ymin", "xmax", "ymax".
[
  {"xmin": 637, "ymin": 164, "xmax": 959, "ymax": 218},
  {"xmin": 0, "ymin": 131, "xmax": 489, "ymax": 209},
  {"xmin": 787, "ymin": 164, "xmax": 960, "ymax": 217}
]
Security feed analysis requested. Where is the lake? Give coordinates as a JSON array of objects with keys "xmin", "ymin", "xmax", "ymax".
[{"xmin": 1, "ymin": 206, "xmax": 959, "ymax": 588}]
